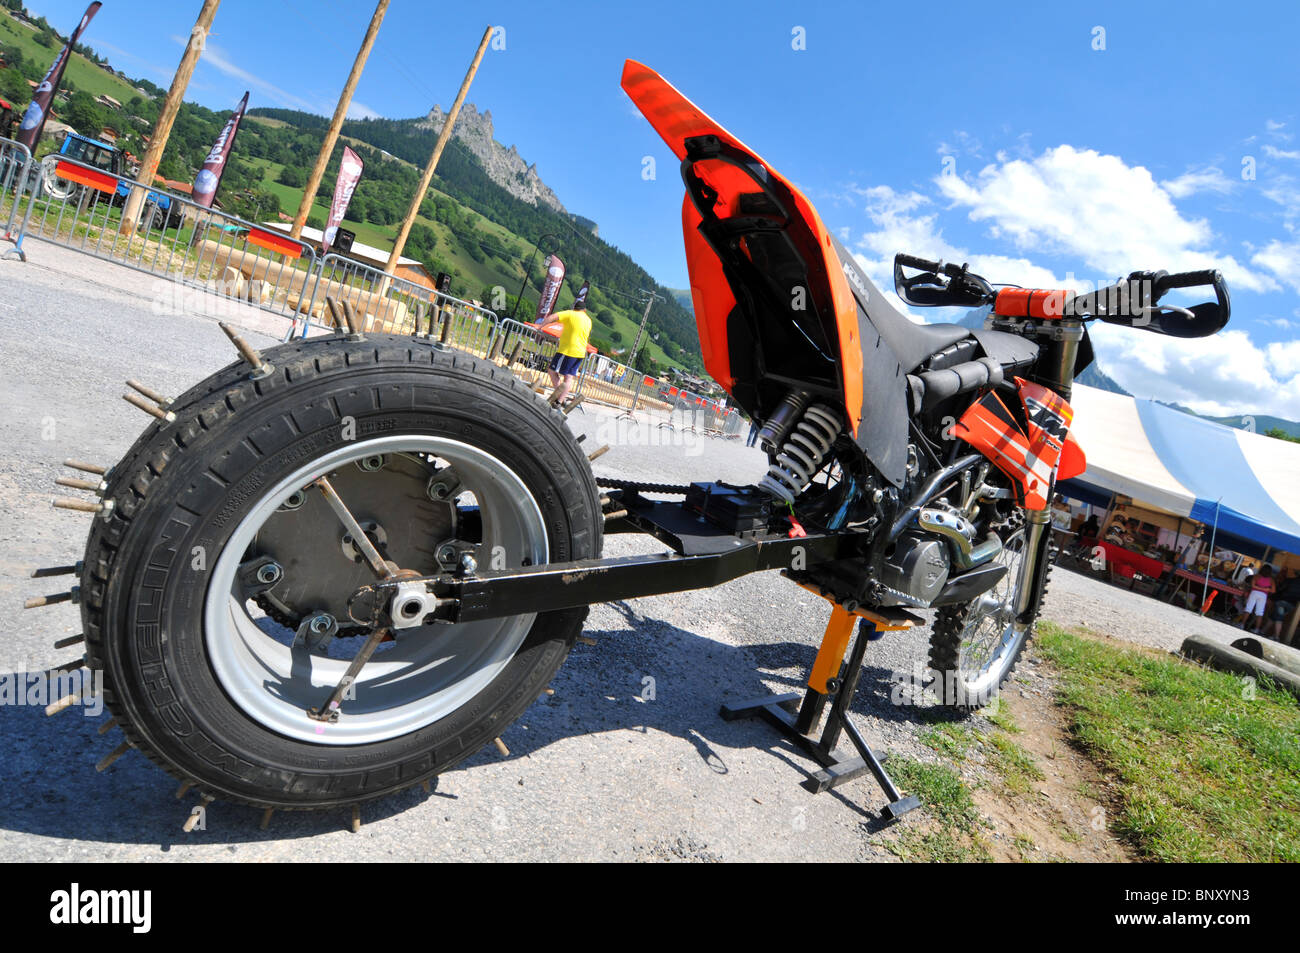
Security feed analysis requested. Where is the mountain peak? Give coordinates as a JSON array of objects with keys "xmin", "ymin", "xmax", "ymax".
[{"xmin": 417, "ymin": 103, "xmax": 564, "ymax": 214}]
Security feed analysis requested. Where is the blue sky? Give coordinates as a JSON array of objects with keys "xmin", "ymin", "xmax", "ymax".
[{"xmin": 24, "ymin": 0, "xmax": 1300, "ymax": 418}]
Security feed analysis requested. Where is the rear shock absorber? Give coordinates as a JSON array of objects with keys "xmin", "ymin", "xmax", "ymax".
[{"xmin": 758, "ymin": 404, "xmax": 841, "ymax": 504}]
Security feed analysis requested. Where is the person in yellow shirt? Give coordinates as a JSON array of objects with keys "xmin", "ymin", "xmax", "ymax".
[{"xmin": 539, "ymin": 303, "xmax": 592, "ymax": 406}]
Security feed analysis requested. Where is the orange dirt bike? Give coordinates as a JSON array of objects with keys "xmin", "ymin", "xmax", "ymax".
[{"xmin": 40, "ymin": 61, "xmax": 1229, "ymax": 817}]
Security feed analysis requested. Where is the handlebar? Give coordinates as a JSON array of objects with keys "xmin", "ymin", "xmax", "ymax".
[
  {"xmin": 1156, "ymin": 269, "xmax": 1220, "ymax": 292},
  {"xmin": 893, "ymin": 252, "xmax": 1230, "ymax": 338}
]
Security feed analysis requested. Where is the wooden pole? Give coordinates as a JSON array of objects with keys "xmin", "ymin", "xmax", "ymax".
[
  {"xmin": 120, "ymin": 0, "xmax": 221, "ymax": 234},
  {"xmin": 384, "ymin": 25, "xmax": 492, "ymax": 278},
  {"xmin": 290, "ymin": 0, "xmax": 389, "ymax": 240}
]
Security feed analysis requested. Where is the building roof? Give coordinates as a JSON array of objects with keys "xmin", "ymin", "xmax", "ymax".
[{"xmin": 260, "ymin": 222, "xmax": 424, "ymax": 269}]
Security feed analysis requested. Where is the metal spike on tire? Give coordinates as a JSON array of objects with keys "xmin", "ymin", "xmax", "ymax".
[
  {"xmin": 218, "ymin": 321, "xmax": 274, "ymax": 378},
  {"xmin": 350, "ymin": 805, "xmax": 361, "ymax": 833},
  {"xmin": 63, "ymin": 459, "xmax": 107, "ymax": 476},
  {"xmin": 125, "ymin": 379, "xmax": 172, "ymax": 409},
  {"xmin": 493, "ymin": 737, "xmax": 510, "ymax": 757},
  {"xmin": 53, "ymin": 633, "xmax": 84, "ymax": 649},
  {"xmin": 183, "ymin": 796, "xmax": 213, "ymax": 833},
  {"xmin": 340, "ymin": 301, "xmax": 363, "ymax": 339},
  {"xmin": 260, "ymin": 808, "xmax": 274, "ymax": 831},
  {"xmin": 32, "ymin": 562, "xmax": 82, "ymax": 579},
  {"xmin": 123, "ymin": 392, "xmax": 177, "ymax": 423},
  {"xmin": 562, "ymin": 396, "xmax": 584, "ymax": 416},
  {"xmin": 587, "ymin": 444, "xmax": 610, "ymax": 462},
  {"xmin": 97, "ymin": 717, "xmax": 118, "ymax": 736},
  {"xmin": 421, "ymin": 780, "xmax": 432, "ymax": 794},
  {"xmin": 55, "ymin": 475, "xmax": 107, "ymax": 493},
  {"xmin": 175, "ymin": 780, "xmax": 194, "ymax": 800},
  {"xmin": 576, "ymin": 635, "xmax": 598, "ymax": 646},
  {"xmin": 603, "ymin": 509, "xmax": 627, "ymax": 522},
  {"xmin": 49, "ymin": 658, "xmax": 86, "ymax": 676},
  {"xmin": 95, "ymin": 741, "xmax": 130, "ymax": 773},
  {"xmin": 24, "ymin": 587, "xmax": 79, "ymax": 609},
  {"xmin": 52, "ymin": 497, "xmax": 112, "ymax": 517},
  {"xmin": 45, "ymin": 691, "xmax": 82, "ymax": 717}
]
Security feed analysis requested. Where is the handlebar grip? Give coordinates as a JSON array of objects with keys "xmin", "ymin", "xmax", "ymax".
[
  {"xmin": 1157, "ymin": 269, "xmax": 1219, "ymax": 292},
  {"xmin": 895, "ymin": 253, "xmax": 942, "ymax": 272}
]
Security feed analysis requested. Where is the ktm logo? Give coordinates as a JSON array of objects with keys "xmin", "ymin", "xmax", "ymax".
[{"xmin": 1024, "ymin": 396, "xmax": 1068, "ymax": 441}]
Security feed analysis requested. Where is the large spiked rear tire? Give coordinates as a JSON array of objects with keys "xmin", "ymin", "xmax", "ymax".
[{"xmin": 78, "ymin": 334, "xmax": 602, "ymax": 810}]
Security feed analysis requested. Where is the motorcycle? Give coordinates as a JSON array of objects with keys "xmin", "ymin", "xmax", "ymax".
[{"xmin": 38, "ymin": 61, "xmax": 1229, "ymax": 817}]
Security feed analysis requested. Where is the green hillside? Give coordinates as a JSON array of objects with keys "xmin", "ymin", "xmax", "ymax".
[
  {"xmin": 0, "ymin": 4, "xmax": 699, "ymax": 375},
  {"xmin": 241, "ymin": 118, "xmax": 686, "ymax": 370},
  {"xmin": 0, "ymin": 11, "xmax": 143, "ymax": 105}
]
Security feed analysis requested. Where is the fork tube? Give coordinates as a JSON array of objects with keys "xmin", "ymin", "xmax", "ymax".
[{"xmin": 1036, "ymin": 318, "xmax": 1085, "ymax": 402}]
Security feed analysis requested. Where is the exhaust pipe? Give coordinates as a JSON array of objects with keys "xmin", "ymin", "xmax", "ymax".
[{"xmin": 917, "ymin": 507, "xmax": 1002, "ymax": 570}]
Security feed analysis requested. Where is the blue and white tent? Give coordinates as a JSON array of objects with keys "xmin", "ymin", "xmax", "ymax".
[{"xmin": 1059, "ymin": 384, "xmax": 1300, "ymax": 557}]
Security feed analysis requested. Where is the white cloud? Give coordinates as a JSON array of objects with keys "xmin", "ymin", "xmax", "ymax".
[
  {"xmin": 936, "ymin": 145, "xmax": 1278, "ymax": 293},
  {"xmin": 347, "ymin": 100, "xmax": 381, "ymax": 120},
  {"xmin": 1264, "ymin": 144, "xmax": 1300, "ymax": 161},
  {"xmin": 178, "ymin": 37, "xmax": 321, "ymax": 114},
  {"xmin": 844, "ymin": 184, "xmax": 1066, "ymax": 321},
  {"xmin": 1252, "ymin": 239, "xmax": 1300, "ymax": 293},
  {"xmin": 1161, "ymin": 166, "xmax": 1236, "ymax": 198},
  {"xmin": 1091, "ymin": 325, "xmax": 1300, "ymax": 418}
]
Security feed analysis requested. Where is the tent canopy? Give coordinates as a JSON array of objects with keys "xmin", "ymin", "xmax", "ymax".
[{"xmin": 1061, "ymin": 385, "xmax": 1300, "ymax": 555}]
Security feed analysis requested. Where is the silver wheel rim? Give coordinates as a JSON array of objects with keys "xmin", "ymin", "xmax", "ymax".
[
  {"xmin": 952, "ymin": 526, "xmax": 1030, "ymax": 701},
  {"xmin": 203, "ymin": 435, "xmax": 548, "ymax": 745}
]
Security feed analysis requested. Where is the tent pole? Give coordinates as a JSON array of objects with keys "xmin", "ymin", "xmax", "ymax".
[{"xmin": 1201, "ymin": 500, "xmax": 1222, "ymax": 616}]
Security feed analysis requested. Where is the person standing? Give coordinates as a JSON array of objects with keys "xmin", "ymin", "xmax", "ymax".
[
  {"xmin": 1243, "ymin": 564, "xmax": 1275, "ymax": 634},
  {"xmin": 539, "ymin": 303, "xmax": 592, "ymax": 408}
]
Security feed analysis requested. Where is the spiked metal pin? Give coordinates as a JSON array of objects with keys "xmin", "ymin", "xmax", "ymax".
[{"xmin": 218, "ymin": 322, "xmax": 274, "ymax": 378}]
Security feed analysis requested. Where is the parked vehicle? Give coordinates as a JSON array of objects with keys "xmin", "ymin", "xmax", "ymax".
[
  {"xmin": 42, "ymin": 132, "xmax": 182, "ymax": 230},
  {"xmin": 43, "ymin": 60, "xmax": 1230, "ymax": 816}
]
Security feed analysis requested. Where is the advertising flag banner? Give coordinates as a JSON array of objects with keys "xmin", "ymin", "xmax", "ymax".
[
  {"xmin": 192, "ymin": 91, "xmax": 249, "ymax": 209},
  {"xmin": 17, "ymin": 2, "xmax": 101, "ymax": 151},
  {"xmin": 533, "ymin": 253, "xmax": 566, "ymax": 323},
  {"xmin": 322, "ymin": 146, "xmax": 365, "ymax": 252},
  {"xmin": 572, "ymin": 280, "xmax": 590, "ymax": 311}
]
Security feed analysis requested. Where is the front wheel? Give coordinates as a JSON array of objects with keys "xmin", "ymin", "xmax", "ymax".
[
  {"xmin": 79, "ymin": 336, "xmax": 602, "ymax": 809},
  {"xmin": 928, "ymin": 510, "xmax": 1052, "ymax": 708}
]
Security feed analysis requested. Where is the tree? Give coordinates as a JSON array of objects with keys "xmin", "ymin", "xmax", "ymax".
[
  {"xmin": 63, "ymin": 89, "xmax": 107, "ymax": 135},
  {"xmin": 277, "ymin": 164, "xmax": 305, "ymax": 188},
  {"xmin": 1265, "ymin": 426, "xmax": 1300, "ymax": 444}
]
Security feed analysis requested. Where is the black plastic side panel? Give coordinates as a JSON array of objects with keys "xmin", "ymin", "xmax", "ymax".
[
  {"xmin": 854, "ymin": 305, "xmax": 911, "ymax": 487},
  {"xmin": 829, "ymin": 236, "xmax": 909, "ymax": 487}
]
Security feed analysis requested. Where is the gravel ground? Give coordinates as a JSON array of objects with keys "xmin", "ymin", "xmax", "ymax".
[{"xmin": 0, "ymin": 241, "xmax": 1243, "ymax": 861}]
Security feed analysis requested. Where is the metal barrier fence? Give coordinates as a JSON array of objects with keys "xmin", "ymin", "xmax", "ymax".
[
  {"xmin": 7, "ymin": 151, "xmax": 316, "ymax": 320},
  {"xmin": 2, "ymin": 145, "xmax": 743, "ymax": 436},
  {"xmin": 1, "ymin": 135, "xmax": 34, "ymax": 254},
  {"xmin": 296, "ymin": 252, "xmax": 502, "ymax": 352}
]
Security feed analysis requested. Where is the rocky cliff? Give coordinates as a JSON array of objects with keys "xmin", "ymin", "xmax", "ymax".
[{"xmin": 418, "ymin": 103, "xmax": 567, "ymax": 215}]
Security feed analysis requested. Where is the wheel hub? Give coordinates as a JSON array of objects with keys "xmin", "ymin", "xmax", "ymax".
[{"xmin": 250, "ymin": 453, "xmax": 457, "ymax": 629}]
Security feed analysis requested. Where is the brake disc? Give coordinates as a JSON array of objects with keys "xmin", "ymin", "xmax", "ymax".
[{"xmin": 247, "ymin": 453, "xmax": 459, "ymax": 631}]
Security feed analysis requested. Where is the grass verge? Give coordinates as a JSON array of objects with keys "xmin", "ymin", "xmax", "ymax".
[{"xmin": 1037, "ymin": 621, "xmax": 1300, "ymax": 862}]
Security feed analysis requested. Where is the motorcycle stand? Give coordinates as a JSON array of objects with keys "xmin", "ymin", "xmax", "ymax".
[{"xmin": 720, "ymin": 595, "xmax": 923, "ymax": 821}]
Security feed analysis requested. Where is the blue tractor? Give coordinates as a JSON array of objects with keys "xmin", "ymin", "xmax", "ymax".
[{"xmin": 44, "ymin": 132, "xmax": 183, "ymax": 230}]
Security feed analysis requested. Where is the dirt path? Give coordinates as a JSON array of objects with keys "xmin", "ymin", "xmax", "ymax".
[{"xmin": 975, "ymin": 654, "xmax": 1133, "ymax": 862}]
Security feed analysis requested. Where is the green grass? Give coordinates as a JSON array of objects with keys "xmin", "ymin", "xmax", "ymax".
[
  {"xmin": 884, "ymin": 757, "xmax": 991, "ymax": 862},
  {"xmin": 1037, "ymin": 622, "xmax": 1300, "ymax": 862},
  {"xmin": 0, "ymin": 16, "xmax": 143, "ymax": 105}
]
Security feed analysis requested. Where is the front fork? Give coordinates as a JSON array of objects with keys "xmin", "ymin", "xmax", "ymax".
[{"xmin": 1012, "ymin": 317, "xmax": 1083, "ymax": 622}]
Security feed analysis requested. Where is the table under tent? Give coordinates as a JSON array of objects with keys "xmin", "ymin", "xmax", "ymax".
[{"xmin": 1053, "ymin": 384, "xmax": 1300, "ymax": 638}]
